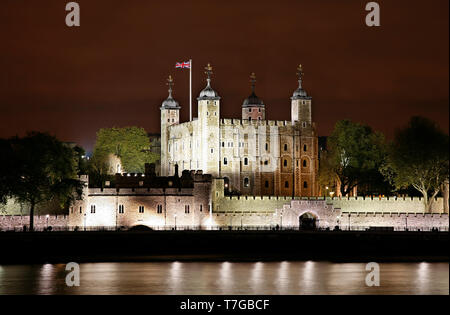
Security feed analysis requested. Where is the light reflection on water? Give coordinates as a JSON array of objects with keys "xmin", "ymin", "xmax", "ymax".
[{"xmin": 0, "ymin": 262, "xmax": 448, "ymax": 295}]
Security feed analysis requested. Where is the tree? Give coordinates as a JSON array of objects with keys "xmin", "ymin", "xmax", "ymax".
[
  {"xmin": 92, "ymin": 127, "xmax": 158, "ymax": 173},
  {"xmin": 323, "ymin": 120, "xmax": 386, "ymax": 197},
  {"xmin": 0, "ymin": 132, "xmax": 83, "ymax": 230},
  {"xmin": 381, "ymin": 116, "xmax": 449, "ymax": 212}
]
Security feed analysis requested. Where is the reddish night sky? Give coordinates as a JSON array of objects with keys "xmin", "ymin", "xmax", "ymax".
[{"xmin": 0, "ymin": 0, "xmax": 448, "ymax": 151}]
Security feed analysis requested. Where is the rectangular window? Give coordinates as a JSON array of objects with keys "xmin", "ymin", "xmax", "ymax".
[
  {"xmin": 285, "ymin": 181, "xmax": 289, "ymax": 188},
  {"xmin": 265, "ymin": 181, "xmax": 269, "ymax": 188},
  {"xmin": 79, "ymin": 206, "xmax": 82, "ymax": 214},
  {"xmin": 211, "ymin": 148, "xmax": 214, "ymax": 154},
  {"xmin": 244, "ymin": 177, "xmax": 250, "ymax": 187},
  {"xmin": 224, "ymin": 157, "xmax": 228, "ymax": 165},
  {"xmin": 200, "ymin": 204, "xmax": 203, "ymax": 212},
  {"xmin": 157, "ymin": 204, "xmax": 163, "ymax": 214},
  {"xmin": 185, "ymin": 205, "xmax": 190, "ymax": 214},
  {"xmin": 244, "ymin": 157, "xmax": 248, "ymax": 165},
  {"xmin": 118, "ymin": 204, "xmax": 124, "ymax": 214},
  {"xmin": 90, "ymin": 205, "xmax": 96, "ymax": 214},
  {"xmin": 139, "ymin": 206, "xmax": 144, "ymax": 213}
]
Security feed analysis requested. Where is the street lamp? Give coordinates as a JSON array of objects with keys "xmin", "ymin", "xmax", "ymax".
[
  {"xmin": 280, "ymin": 214, "xmax": 283, "ymax": 230},
  {"xmin": 174, "ymin": 214, "xmax": 177, "ymax": 230},
  {"xmin": 46, "ymin": 214, "xmax": 49, "ymax": 230}
]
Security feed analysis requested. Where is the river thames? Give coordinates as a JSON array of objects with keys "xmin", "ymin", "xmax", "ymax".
[{"xmin": 0, "ymin": 262, "xmax": 448, "ymax": 295}]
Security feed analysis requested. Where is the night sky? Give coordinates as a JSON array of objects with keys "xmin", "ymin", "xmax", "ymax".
[{"xmin": 0, "ymin": 0, "xmax": 448, "ymax": 151}]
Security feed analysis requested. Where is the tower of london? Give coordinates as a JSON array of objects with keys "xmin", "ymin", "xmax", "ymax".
[{"xmin": 161, "ymin": 64, "xmax": 319, "ymax": 197}]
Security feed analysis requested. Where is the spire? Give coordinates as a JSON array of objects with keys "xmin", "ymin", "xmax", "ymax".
[
  {"xmin": 296, "ymin": 64, "xmax": 303, "ymax": 90},
  {"xmin": 161, "ymin": 75, "xmax": 180, "ymax": 109},
  {"xmin": 198, "ymin": 63, "xmax": 220, "ymax": 99},
  {"xmin": 291, "ymin": 64, "xmax": 310, "ymax": 100},
  {"xmin": 205, "ymin": 63, "xmax": 213, "ymax": 86},
  {"xmin": 167, "ymin": 75, "xmax": 174, "ymax": 98},
  {"xmin": 243, "ymin": 72, "xmax": 264, "ymax": 107},
  {"xmin": 250, "ymin": 72, "xmax": 256, "ymax": 93}
]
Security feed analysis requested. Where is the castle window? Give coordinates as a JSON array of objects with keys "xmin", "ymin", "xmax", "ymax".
[
  {"xmin": 118, "ymin": 204, "xmax": 124, "ymax": 214},
  {"xmin": 258, "ymin": 117, "xmax": 261, "ymax": 120},
  {"xmin": 157, "ymin": 205, "xmax": 163, "ymax": 214},
  {"xmin": 264, "ymin": 160, "xmax": 269, "ymax": 165},
  {"xmin": 244, "ymin": 157, "xmax": 248, "ymax": 165},
  {"xmin": 210, "ymin": 148, "xmax": 214, "ymax": 154},
  {"xmin": 244, "ymin": 177, "xmax": 250, "ymax": 188},
  {"xmin": 200, "ymin": 204, "xmax": 203, "ymax": 212},
  {"xmin": 185, "ymin": 205, "xmax": 190, "ymax": 214},
  {"xmin": 172, "ymin": 119, "xmax": 175, "ymax": 122},
  {"xmin": 139, "ymin": 206, "xmax": 144, "ymax": 213},
  {"xmin": 168, "ymin": 119, "xmax": 170, "ymax": 122},
  {"xmin": 90, "ymin": 205, "xmax": 96, "ymax": 214},
  {"xmin": 303, "ymin": 160, "xmax": 307, "ymax": 167},
  {"xmin": 304, "ymin": 144, "xmax": 307, "ymax": 152},
  {"xmin": 224, "ymin": 157, "xmax": 228, "ymax": 165},
  {"xmin": 265, "ymin": 143, "xmax": 269, "ymax": 151},
  {"xmin": 248, "ymin": 117, "xmax": 252, "ymax": 121},
  {"xmin": 285, "ymin": 181, "xmax": 289, "ymax": 188},
  {"xmin": 284, "ymin": 144, "xmax": 288, "ymax": 151},
  {"xmin": 303, "ymin": 181, "xmax": 308, "ymax": 188},
  {"xmin": 70, "ymin": 207, "xmax": 74, "ymax": 214},
  {"xmin": 265, "ymin": 181, "xmax": 269, "ymax": 188},
  {"xmin": 214, "ymin": 112, "xmax": 217, "ymax": 116},
  {"xmin": 302, "ymin": 122, "xmax": 307, "ymax": 128},
  {"xmin": 284, "ymin": 159, "xmax": 288, "ymax": 167},
  {"xmin": 79, "ymin": 206, "xmax": 82, "ymax": 214},
  {"xmin": 222, "ymin": 142, "xmax": 225, "ymax": 147},
  {"xmin": 248, "ymin": 108, "xmax": 252, "ymax": 113},
  {"xmin": 296, "ymin": 160, "xmax": 299, "ymax": 167},
  {"xmin": 258, "ymin": 108, "xmax": 261, "ymax": 113}
]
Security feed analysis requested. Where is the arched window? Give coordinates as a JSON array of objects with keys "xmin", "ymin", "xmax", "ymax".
[
  {"xmin": 265, "ymin": 143, "xmax": 269, "ymax": 151},
  {"xmin": 303, "ymin": 160, "xmax": 307, "ymax": 167},
  {"xmin": 244, "ymin": 157, "xmax": 248, "ymax": 166},
  {"xmin": 303, "ymin": 181, "xmax": 308, "ymax": 188},
  {"xmin": 303, "ymin": 144, "xmax": 307, "ymax": 152},
  {"xmin": 285, "ymin": 181, "xmax": 289, "ymax": 188},
  {"xmin": 248, "ymin": 117, "xmax": 252, "ymax": 121},
  {"xmin": 244, "ymin": 177, "xmax": 250, "ymax": 188},
  {"xmin": 284, "ymin": 159, "xmax": 288, "ymax": 167},
  {"xmin": 224, "ymin": 157, "xmax": 228, "ymax": 165},
  {"xmin": 265, "ymin": 181, "xmax": 269, "ymax": 188},
  {"xmin": 284, "ymin": 144, "xmax": 288, "ymax": 151}
]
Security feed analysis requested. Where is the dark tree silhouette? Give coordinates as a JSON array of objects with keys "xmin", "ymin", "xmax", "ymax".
[{"xmin": 0, "ymin": 132, "xmax": 83, "ymax": 230}]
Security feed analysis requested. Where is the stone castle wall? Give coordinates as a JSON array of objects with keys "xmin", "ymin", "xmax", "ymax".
[{"xmin": 0, "ymin": 215, "xmax": 68, "ymax": 231}]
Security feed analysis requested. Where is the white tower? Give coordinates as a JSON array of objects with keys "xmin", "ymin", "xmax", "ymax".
[
  {"xmin": 197, "ymin": 63, "xmax": 221, "ymax": 177},
  {"xmin": 160, "ymin": 75, "xmax": 180, "ymax": 176}
]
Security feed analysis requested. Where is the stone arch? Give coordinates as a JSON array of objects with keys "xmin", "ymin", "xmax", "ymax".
[{"xmin": 299, "ymin": 211, "xmax": 318, "ymax": 230}]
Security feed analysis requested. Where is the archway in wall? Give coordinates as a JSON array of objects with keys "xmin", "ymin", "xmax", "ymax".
[{"xmin": 299, "ymin": 213, "xmax": 318, "ymax": 230}]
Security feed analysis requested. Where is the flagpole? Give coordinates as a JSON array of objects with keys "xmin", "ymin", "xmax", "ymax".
[{"xmin": 189, "ymin": 59, "xmax": 192, "ymax": 121}]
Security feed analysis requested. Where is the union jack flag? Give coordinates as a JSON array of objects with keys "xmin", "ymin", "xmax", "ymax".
[{"xmin": 176, "ymin": 61, "xmax": 191, "ymax": 69}]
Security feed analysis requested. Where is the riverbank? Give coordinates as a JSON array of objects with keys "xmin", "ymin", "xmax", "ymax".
[{"xmin": 0, "ymin": 230, "xmax": 448, "ymax": 264}]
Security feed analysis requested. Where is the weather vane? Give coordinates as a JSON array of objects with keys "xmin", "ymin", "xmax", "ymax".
[
  {"xmin": 205, "ymin": 63, "xmax": 213, "ymax": 81},
  {"xmin": 297, "ymin": 64, "xmax": 304, "ymax": 78},
  {"xmin": 250, "ymin": 72, "xmax": 256, "ymax": 92},
  {"xmin": 166, "ymin": 75, "xmax": 174, "ymax": 95}
]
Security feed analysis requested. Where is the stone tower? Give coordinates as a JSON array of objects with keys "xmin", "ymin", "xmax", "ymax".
[
  {"xmin": 242, "ymin": 73, "xmax": 265, "ymax": 121},
  {"xmin": 160, "ymin": 75, "xmax": 180, "ymax": 176},
  {"xmin": 290, "ymin": 65, "xmax": 318, "ymax": 196},
  {"xmin": 291, "ymin": 65, "xmax": 312, "ymax": 126},
  {"xmin": 197, "ymin": 63, "xmax": 221, "ymax": 177}
]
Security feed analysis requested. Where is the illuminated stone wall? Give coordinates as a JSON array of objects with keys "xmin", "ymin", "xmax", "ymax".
[{"xmin": 0, "ymin": 215, "xmax": 68, "ymax": 231}]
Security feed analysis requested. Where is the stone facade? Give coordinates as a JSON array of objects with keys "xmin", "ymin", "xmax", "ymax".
[{"xmin": 160, "ymin": 65, "xmax": 319, "ymax": 197}]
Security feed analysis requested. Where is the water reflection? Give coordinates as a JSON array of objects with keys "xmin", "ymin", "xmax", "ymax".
[{"xmin": 0, "ymin": 262, "xmax": 447, "ymax": 295}]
